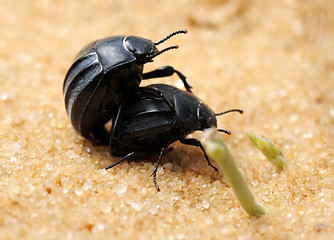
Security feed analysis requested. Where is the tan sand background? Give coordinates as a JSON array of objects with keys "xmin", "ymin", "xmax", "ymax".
[{"xmin": 1, "ymin": 0, "xmax": 333, "ymax": 239}]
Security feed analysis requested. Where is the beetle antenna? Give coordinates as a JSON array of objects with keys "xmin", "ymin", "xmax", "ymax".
[
  {"xmin": 154, "ymin": 29, "xmax": 188, "ymax": 45},
  {"xmin": 215, "ymin": 109, "xmax": 243, "ymax": 116},
  {"xmin": 215, "ymin": 109, "xmax": 242, "ymax": 136},
  {"xmin": 217, "ymin": 129, "xmax": 231, "ymax": 135},
  {"xmin": 149, "ymin": 45, "xmax": 179, "ymax": 59}
]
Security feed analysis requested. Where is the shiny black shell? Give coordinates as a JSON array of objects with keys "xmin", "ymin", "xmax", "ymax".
[
  {"xmin": 63, "ymin": 36, "xmax": 155, "ymax": 137},
  {"xmin": 110, "ymin": 84, "xmax": 217, "ymax": 156}
]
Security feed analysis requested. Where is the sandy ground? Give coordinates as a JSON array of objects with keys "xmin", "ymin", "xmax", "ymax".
[{"xmin": 1, "ymin": 0, "xmax": 333, "ymax": 239}]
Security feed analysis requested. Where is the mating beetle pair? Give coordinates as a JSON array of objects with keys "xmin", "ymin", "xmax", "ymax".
[
  {"xmin": 106, "ymin": 84, "xmax": 242, "ymax": 190},
  {"xmin": 63, "ymin": 30, "xmax": 242, "ymax": 191}
]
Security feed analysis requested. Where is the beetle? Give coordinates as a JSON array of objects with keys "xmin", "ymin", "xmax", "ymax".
[
  {"xmin": 105, "ymin": 84, "xmax": 243, "ymax": 191},
  {"xmin": 63, "ymin": 30, "xmax": 190, "ymax": 143}
]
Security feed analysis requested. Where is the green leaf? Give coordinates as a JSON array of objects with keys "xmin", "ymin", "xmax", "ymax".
[{"xmin": 247, "ymin": 132, "xmax": 288, "ymax": 169}]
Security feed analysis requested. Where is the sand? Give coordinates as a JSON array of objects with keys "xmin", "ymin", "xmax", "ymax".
[{"xmin": 1, "ymin": 0, "xmax": 333, "ymax": 239}]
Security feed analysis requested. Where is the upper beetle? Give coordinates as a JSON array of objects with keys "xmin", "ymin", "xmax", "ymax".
[
  {"xmin": 63, "ymin": 30, "xmax": 190, "ymax": 142},
  {"xmin": 105, "ymin": 84, "xmax": 243, "ymax": 191}
]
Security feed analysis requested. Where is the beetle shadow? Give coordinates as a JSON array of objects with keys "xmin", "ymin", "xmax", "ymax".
[
  {"xmin": 115, "ymin": 143, "xmax": 220, "ymax": 178},
  {"xmin": 84, "ymin": 137, "xmax": 222, "ymax": 187},
  {"xmin": 161, "ymin": 143, "xmax": 221, "ymax": 177}
]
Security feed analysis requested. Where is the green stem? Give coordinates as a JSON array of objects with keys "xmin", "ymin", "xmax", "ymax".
[{"xmin": 204, "ymin": 129, "xmax": 265, "ymax": 216}]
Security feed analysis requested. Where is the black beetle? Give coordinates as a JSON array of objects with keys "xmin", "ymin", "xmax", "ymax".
[
  {"xmin": 105, "ymin": 84, "xmax": 243, "ymax": 191},
  {"xmin": 63, "ymin": 30, "xmax": 190, "ymax": 142}
]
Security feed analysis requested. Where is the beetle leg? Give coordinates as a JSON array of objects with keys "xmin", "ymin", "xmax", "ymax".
[
  {"xmin": 151, "ymin": 147, "xmax": 166, "ymax": 191},
  {"xmin": 143, "ymin": 66, "xmax": 192, "ymax": 92},
  {"xmin": 105, "ymin": 152, "xmax": 135, "ymax": 170},
  {"xmin": 109, "ymin": 104, "xmax": 124, "ymax": 156},
  {"xmin": 179, "ymin": 138, "xmax": 219, "ymax": 172}
]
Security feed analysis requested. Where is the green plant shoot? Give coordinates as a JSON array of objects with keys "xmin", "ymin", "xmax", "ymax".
[
  {"xmin": 247, "ymin": 132, "xmax": 288, "ymax": 169},
  {"xmin": 203, "ymin": 128, "xmax": 265, "ymax": 216}
]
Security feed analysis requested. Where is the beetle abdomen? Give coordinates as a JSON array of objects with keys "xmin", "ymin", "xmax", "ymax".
[
  {"xmin": 63, "ymin": 52, "xmax": 98, "ymax": 94},
  {"xmin": 63, "ymin": 51, "xmax": 104, "ymax": 136}
]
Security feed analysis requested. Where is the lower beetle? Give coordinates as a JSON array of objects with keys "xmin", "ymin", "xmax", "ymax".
[
  {"xmin": 63, "ymin": 30, "xmax": 190, "ymax": 143},
  {"xmin": 105, "ymin": 84, "xmax": 243, "ymax": 191}
]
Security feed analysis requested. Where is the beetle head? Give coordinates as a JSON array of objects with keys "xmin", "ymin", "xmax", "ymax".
[
  {"xmin": 198, "ymin": 103, "xmax": 218, "ymax": 130},
  {"xmin": 124, "ymin": 30, "xmax": 188, "ymax": 65},
  {"xmin": 176, "ymin": 92, "xmax": 217, "ymax": 133},
  {"xmin": 198, "ymin": 107, "xmax": 243, "ymax": 134},
  {"xmin": 124, "ymin": 36, "xmax": 158, "ymax": 65}
]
